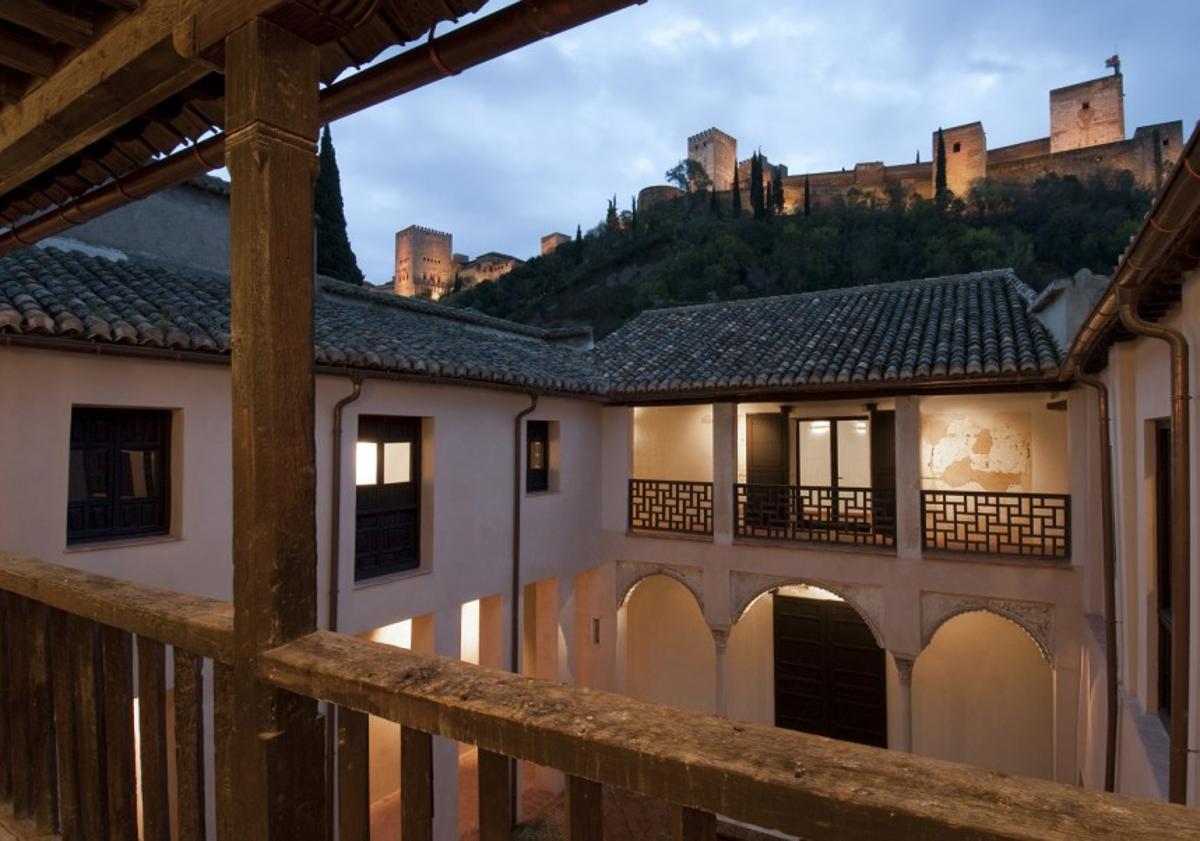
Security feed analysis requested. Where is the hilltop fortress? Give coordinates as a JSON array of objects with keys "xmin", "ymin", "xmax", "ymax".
[{"xmin": 642, "ymin": 69, "xmax": 1183, "ymax": 212}]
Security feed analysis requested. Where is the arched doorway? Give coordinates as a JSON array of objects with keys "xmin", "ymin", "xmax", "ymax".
[
  {"xmin": 914, "ymin": 611, "xmax": 1053, "ymax": 778},
  {"xmin": 772, "ymin": 585, "xmax": 887, "ymax": 747}
]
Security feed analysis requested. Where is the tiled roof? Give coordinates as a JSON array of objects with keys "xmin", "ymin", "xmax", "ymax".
[
  {"xmin": 0, "ymin": 245, "xmax": 596, "ymax": 394},
  {"xmin": 593, "ymin": 270, "xmax": 1063, "ymax": 396},
  {"xmin": 0, "ymin": 248, "xmax": 1063, "ymax": 399}
]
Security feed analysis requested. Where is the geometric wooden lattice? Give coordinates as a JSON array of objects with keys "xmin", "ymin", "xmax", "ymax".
[
  {"xmin": 734, "ymin": 484, "xmax": 896, "ymax": 548},
  {"xmin": 628, "ymin": 479, "xmax": 713, "ymax": 536},
  {"xmin": 920, "ymin": 490, "xmax": 1071, "ymax": 560}
]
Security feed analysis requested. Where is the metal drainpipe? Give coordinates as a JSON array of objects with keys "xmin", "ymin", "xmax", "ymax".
[
  {"xmin": 511, "ymin": 392, "xmax": 538, "ymax": 823},
  {"xmin": 325, "ymin": 376, "xmax": 364, "ymax": 841},
  {"xmin": 1116, "ymin": 284, "xmax": 1191, "ymax": 804},
  {"xmin": 1077, "ymin": 373, "xmax": 1119, "ymax": 792}
]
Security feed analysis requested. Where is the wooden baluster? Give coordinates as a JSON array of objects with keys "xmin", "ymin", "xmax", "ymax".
[
  {"xmin": 400, "ymin": 726, "xmax": 433, "ymax": 841},
  {"xmin": 27, "ymin": 600, "xmax": 57, "ymax": 832},
  {"xmin": 9, "ymin": 595, "xmax": 32, "ymax": 818},
  {"xmin": 70, "ymin": 615, "xmax": 107, "ymax": 840},
  {"xmin": 173, "ymin": 649, "xmax": 206, "ymax": 841},
  {"xmin": 213, "ymin": 661, "xmax": 234, "ymax": 841},
  {"xmin": 477, "ymin": 749, "xmax": 513, "ymax": 841},
  {"xmin": 0, "ymin": 591, "xmax": 12, "ymax": 803},
  {"xmin": 672, "ymin": 806, "xmax": 716, "ymax": 841},
  {"xmin": 50, "ymin": 610, "xmax": 81, "ymax": 840},
  {"xmin": 336, "ymin": 707, "xmax": 369, "ymax": 841},
  {"xmin": 566, "ymin": 775, "xmax": 604, "ymax": 841},
  {"xmin": 136, "ymin": 637, "xmax": 170, "ymax": 841},
  {"xmin": 101, "ymin": 626, "xmax": 136, "ymax": 841}
]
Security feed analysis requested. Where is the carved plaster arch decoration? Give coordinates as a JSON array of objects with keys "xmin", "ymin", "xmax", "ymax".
[
  {"xmin": 919, "ymin": 591, "xmax": 1055, "ymax": 665},
  {"xmin": 729, "ymin": 571, "xmax": 885, "ymax": 649},
  {"xmin": 615, "ymin": 561, "xmax": 705, "ymax": 614}
]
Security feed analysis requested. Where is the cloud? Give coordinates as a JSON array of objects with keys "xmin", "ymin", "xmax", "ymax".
[{"xmin": 330, "ymin": 0, "xmax": 1200, "ymax": 284}]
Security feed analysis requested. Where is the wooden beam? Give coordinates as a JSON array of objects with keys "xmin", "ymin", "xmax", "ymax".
[
  {"xmin": 94, "ymin": 0, "xmax": 142, "ymax": 10},
  {"xmin": 0, "ymin": 2, "xmax": 93, "ymax": 49},
  {"xmin": 0, "ymin": 0, "xmax": 211, "ymax": 199},
  {"xmin": 0, "ymin": 29, "xmax": 55, "ymax": 78},
  {"xmin": 225, "ymin": 16, "xmax": 325, "ymax": 841}
]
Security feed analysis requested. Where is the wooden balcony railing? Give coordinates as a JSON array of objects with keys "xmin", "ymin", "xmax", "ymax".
[
  {"xmin": 921, "ymin": 490, "xmax": 1071, "ymax": 560},
  {"xmin": 1, "ymin": 552, "xmax": 1196, "ymax": 840},
  {"xmin": 628, "ymin": 478, "xmax": 713, "ymax": 536},
  {"xmin": 735, "ymin": 483, "xmax": 897, "ymax": 547}
]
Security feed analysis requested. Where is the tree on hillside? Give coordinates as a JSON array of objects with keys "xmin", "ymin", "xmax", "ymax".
[
  {"xmin": 772, "ymin": 166, "xmax": 784, "ymax": 214},
  {"xmin": 732, "ymin": 168, "xmax": 743, "ymax": 217},
  {"xmin": 665, "ymin": 159, "xmax": 711, "ymax": 194},
  {"xmin": 630, "ymin": 195, "xmax": 638, "ymax": 235},
  {"xmin": 710, "ymin": 185, "xmax": 719, "ymax": 215},
  {"xmin": 803, "ymin": 174, "xmax": 812, "ymax": 217},
  {"xmin": 606, "ymin": 195, "xmax": 620, "ymax": 232},
  {"xmin": 935, "ymin": 128, "xmax": 948, "ymax": 205},
  {"xmin": 750, "ymin": 152, "xmax": 766, "ymax": 220},
  {"xmin": 314, "ymin": 126, "xmax": 365, "ymax": 285}
]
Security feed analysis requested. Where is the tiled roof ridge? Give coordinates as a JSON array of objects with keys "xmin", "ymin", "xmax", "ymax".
[
  {"xmin": 633, "ymin": 268, "xmax": 1023, "ymax": 318},
  {"xmin": 318, "ymin": 278, "xmax": 590, "ymax": 341}
]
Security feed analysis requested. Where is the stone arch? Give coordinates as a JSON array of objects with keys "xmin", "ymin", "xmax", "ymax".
[
  {"xmin": 616, "ymin": 561, "xmax": 704, "ymax": 614},
  {"xmin": 920, "ymin": 592, "xmax": 1054, "ymax": 665},
  {"xmin": 729, "ymin": 571, "xmax": 884, "ymax": 648}
]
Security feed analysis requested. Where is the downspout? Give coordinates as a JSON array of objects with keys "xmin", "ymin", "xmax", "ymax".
[
  {"xmin": 326, "ymin": 376, "xmax": 364, "ymax": 841},
  {"xmin": 1116, "ymin": 284, "xmax": 1191, "ymax": 804},
  {"xmin": 511, "ymin": 392, "xmax": 538, "ymax": 822},
  {"xmin": 1077, "ymin": 373, "xmax": 1118, "ymax": 792}
]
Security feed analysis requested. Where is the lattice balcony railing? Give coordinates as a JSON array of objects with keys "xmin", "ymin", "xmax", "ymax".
[
  {"xmin": 628, "ymin": 479, "xmax": 713, "ymax": 536},
  {"xmin": 734, "ymin": 484, "xmax": 897, "ymax": 547},
  {"xmin": 921, "ymin": 490, "xmax": 1071, "ymax": 560}
]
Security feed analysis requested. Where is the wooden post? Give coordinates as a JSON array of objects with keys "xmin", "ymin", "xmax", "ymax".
[
  {"xmin": 566, "ymin": 775, "xmax": 603, "ymax": 840},
  {"xmin": 225, "ymin": 16, "xmax": 325, "ymax": 840}
]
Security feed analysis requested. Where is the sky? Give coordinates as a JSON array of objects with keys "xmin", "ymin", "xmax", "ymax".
[{"xmin": 325, "ymin": 0, "xmax": 1200, "ymax": 284}]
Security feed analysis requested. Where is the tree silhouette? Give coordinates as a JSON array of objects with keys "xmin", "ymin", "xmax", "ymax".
[{"xmin": 314, "ymin": 126, "xmax": 365, "ymax": 285}]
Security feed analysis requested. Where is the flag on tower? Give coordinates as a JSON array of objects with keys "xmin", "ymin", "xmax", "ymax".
[{"xmin": 1105, "ymin": 54, "xmax": 1121, "ymax": 74}]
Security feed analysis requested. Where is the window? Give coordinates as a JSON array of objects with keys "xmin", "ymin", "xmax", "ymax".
[
  {"xmin": 355, "ymin": 416, "xmax": 421, "ymax": 580},
  {"xmin": 952, "ymin": 142, "xmax": 961, "ymax": 153},
  {"xmin": 67, "ymin": 408, "xmax": 171, "ymax": 544},
  {"xmin": 1081, "ymin": 101, "xmax": 1090, "ymax": 110},
  {"xmin": 1154, "ymin": 421, "xmax": 1172, "ymax": 721},
  {"xmin": 526, "ymin": 420, "xmax": 550, "ymax": 492}
]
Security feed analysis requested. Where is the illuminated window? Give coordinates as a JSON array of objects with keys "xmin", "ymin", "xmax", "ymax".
[
  {"xmin": 526, "ymin": 420, "xmax": 550, "ymax": 492},
  {"xmin": 355, "ymin": 416, "xmax": 421, "ymax": 580},
  {"xmin": 67, "ymin": 407, "xmax": 171, "ymax": 544}
]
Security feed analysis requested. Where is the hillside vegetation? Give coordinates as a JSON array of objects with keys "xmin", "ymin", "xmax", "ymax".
[{"xmin": 448, "ymin": 170, "xmax": 1150, "ymax": 338}]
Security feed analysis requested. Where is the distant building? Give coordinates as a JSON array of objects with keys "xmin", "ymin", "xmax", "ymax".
[
  {"xmin": 394, "ymin": 225, "xmax": 454, "ymax": 300},
  {"xmin": 457, "ymin": 251, "xmax": 525, "ymax": 290},
  {"xmin": 541, "ymin": 232, "xmax": 572, "ymax": 255},
  {"xmin": 687, "ymin": 127, "xmax": 737, "ymax": 191}
]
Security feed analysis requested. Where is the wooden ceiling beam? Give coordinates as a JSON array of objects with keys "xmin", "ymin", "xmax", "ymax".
[
  {"xmin": 0, "ymin": 0, "xmax": 218, "ymax": 198},
  {"xmin": 0, "ymin": 2, "xmax": 94, "ymax": 49},
  {"xmin": 0, "ymin": 29, "xmax": 56, "ymax": 79},
  {"xmin": 92, "ymin": 0, "xmax": 143, "ymax": 11}
]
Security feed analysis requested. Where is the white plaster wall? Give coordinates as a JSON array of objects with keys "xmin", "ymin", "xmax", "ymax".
[
  {"xmin": 727, "ymin": 592, "xmax": 774, "ymax": 725},
  {"xmin": 624, "ymin": 574, "xmax": 715, "ymax": 713},
  {"xmin": 632, "ymin": 405, "xmax": 712, "ymax": 481},
  {"xmin": 913, "ymin": 611, "xmax": 1054, "ymax": 779}
]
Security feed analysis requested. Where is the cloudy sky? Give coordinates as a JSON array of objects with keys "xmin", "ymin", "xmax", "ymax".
[{"xmin": 326, "ymin": 0, "xmax": 1200, "ymax": 284}]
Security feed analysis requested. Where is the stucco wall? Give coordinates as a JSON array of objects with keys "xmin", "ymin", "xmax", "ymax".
[
  {"xmin": 624, "ymin": 574, "xmax": 715, "ymax": 713},
  {"xmin": 914, "ymin": 611, "xmax": 1054, "ymax": 778},
  {"xmin": 727, "ymin": 591, "xmax": 774, "ymax": 725},
  {"xmin": 632, "ymin": 405, "xmax": 713, "ymax": 482}
]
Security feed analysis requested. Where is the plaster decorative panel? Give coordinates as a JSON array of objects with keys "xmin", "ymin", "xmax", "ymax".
[
  {"xmin": 615, "ymin": 561, "xmax": 705, "ymax": 612},
  {"xmin": 921, "ymin": 412, "xmax": 1031, "ymax": 492},
  {"xmin": 920, "ymin": 591, "xmax": 1054, "ymax": 664},
  {"xmin": 729, "ymin": 571, "xmax": 884, "ymax": 647}
]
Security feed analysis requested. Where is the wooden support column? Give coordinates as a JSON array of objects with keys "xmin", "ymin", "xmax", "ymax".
[
  {"xmin": 225, "ymin": 17, "xmax": 325, "ymax": 841},
  {"xmin": 712, "ymin": 402, "xmax": 737, "ymax": 544}
]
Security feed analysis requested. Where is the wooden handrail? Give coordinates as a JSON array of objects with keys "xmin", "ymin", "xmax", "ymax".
[
  {"xmin": 260, "ymin": 629, "xmax": 1200, "ymax": 841},
  {"xmin": 0, "ymin": 553, "xmax": 233, "ymax": 662}
]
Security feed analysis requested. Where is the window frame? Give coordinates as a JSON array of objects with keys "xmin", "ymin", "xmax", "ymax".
[
  {"xmin": 526, "ymin": 420, "xmax": 550, "ymax": 493},
  {"xmin": 67, "ymin": 407, "xmax": 172, "ymax": 545},
  {"xmin": 1154, "ymin": 419, "xmax": 1172, "ymax": 723},
  {"xmin": 354, "ymin": 415, "xmax": 423, "ymax": 581}
]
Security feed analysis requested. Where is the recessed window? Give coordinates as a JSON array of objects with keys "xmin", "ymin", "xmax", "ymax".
[
  {"xmin": 526, "ymin": 420, "xmax": 550, "ymax": 493},
  {"xmin": 355, "ymin": 416, "xmax": 421, "ymax": 580},
  {"xmin": 67, "ymin": 407, "xmax": 171, "ymax": 544},
  {"xmin": 1081, "ymin": 101, "xmax": 1090, "ymax": 110},
  {"xmin": 952, "ymin": 142, "xmax": 961, "ymax": 153},
  {"xmin": 1163, "ymin": 138, "xmax": 1171, "ymax": 147}
]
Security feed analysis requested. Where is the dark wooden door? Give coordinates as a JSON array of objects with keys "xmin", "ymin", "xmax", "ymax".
[
  {"xmin": 747, "ymin": 413, "xmax": 788, "ymax": 485},
  {"xmin": 773, "ymin": 594, "xmax": 887, "ymax": 748},
  {"xmin": 868, "ymin": 409, "xmax": 895, "ymax": 492}
]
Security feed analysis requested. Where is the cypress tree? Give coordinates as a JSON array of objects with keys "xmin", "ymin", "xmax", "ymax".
[
  {"xmin": 605, "ymin": 195, "xmax": 619, "ymax": 231},
  {"xmin": 772, "ymin": 166, "xmax": 784, "ymax": 214},
  {"xmin": 732, "ymin": 167, "xmax": 743, "ymax": 217},
  {"xmin": 710, "ymin": 185, "xmax": 719, "ymax": 215},
  {"xmin": 935, "ymin": 127, "xmax": 948, "ymax": 204},
  {"xmin": 804, "ymin": 174, "xmax": 811, "ymax": 217},
  {"xmin": 574, "ymin": 224, "xmax": 583, "ymax": 263},
  {"xmin": 765, "ymin": 181, "xmax": 774, "ymax": 218},
  {"xmin": 314, "ymin": 126, "xmax": 365, "ymax": 285},
  {"xmin": 630, "ymin": 195, "xmax": 638, "ymax": 235},
  {"xmin": 750, "ymin": 152, "xmax": 765, "ymax": 220}
]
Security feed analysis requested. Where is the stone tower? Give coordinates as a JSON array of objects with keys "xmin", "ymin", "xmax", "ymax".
[
  {"xmin": 687, "ymin": 128, "xmax": 737, "ymax": 192},
  {"xmin": 394, "ymin": 225, "xmax": 454, "ymax": 300},
  {"xmin": 933, "ymin": 122, "xmax": 987, "ymax": 197},
  {"xmin": 1049, "ymin": 73, "xmax": 1125, "ymax": 153}
]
